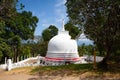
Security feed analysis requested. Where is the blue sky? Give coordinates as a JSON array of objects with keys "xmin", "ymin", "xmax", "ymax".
[{"xmin": 19, "ymin": 0, "xmax": 68, "ymax": 36}]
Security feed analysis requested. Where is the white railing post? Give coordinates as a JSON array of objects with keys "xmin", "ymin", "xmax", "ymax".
[{"xmin": 7, "ymin": 59, "xmax": 12, "ymax": 71}]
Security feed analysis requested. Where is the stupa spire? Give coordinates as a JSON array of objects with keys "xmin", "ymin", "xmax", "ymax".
[
  {"xmin": 82, "ymin": 28, "xmax": 84, "ymax": 33},
  {"xmin": 62, "ymin": 19, "xmax": 65, "ymax": 31}
]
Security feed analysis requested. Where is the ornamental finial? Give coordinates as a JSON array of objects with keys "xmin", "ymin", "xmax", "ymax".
[{"xmin": 62, "ymin": 19, "xmax": 65, "ymax": 31}]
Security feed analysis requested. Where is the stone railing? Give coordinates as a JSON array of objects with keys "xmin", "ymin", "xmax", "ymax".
[
  {"xmin": 0, "ymin": 55, "xmax": 104, "ymax": 71},
  {"xmin": 0, "ymin": 56, "xmax": 45, "ymax": 71},
  {"xmin": 0, "ymin": 64, "xmax": 7, "ymax": 69}
]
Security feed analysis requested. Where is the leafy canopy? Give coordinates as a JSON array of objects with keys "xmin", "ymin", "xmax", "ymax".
[
  {"xmin": 65, "ymin": 0, "xmax": 120, "ymax": 66},
  {"xmin": 0, "ymin": 0, "xmax": 39, "ymax": 62},
  {"xmin": 42, "ymin": 25, "xmax": 58, "ymax": 41}
]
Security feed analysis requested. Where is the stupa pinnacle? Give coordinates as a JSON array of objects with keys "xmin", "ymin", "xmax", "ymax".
[{"xmin": 62, "ymin": 19, "xmax": 65, "ymax": 31}]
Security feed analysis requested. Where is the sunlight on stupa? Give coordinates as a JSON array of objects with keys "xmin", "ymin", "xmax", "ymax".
[{"xmin": 45, "ymin": 20, "xmax": 80, "ymax": 64}]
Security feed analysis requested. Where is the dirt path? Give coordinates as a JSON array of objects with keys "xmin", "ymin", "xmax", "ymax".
[
  {"xmin": 0, "ymin": 68, "xmax": 80, "ymax": 80},
  {"xmin": 0, "ymin": 68, "xmax": 39, "ymax": 80},
  {"xmin": 0, "ymin": 68, "xmax": 120, "ymax": 80}
]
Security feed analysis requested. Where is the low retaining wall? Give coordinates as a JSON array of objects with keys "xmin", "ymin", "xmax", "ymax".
[
  {"xmin": 0, "ymin": 55, "xmax": 104, "ymax": 71},
  {"xmin": 0, "ymin": 64, "xmax": 7, "ymax": 70},
  {"xmin": 0, "ymin": 56, "xmax": 44, "ymax": 71}
]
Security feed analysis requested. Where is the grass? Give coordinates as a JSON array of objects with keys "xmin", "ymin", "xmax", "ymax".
[
  {"xmin": 6, "ymin": 63, "xmax": 119, "ymax": 79},
  {"xmin": 30, "ymin": 63, "xmax": 120, "ymax": 80},
  {"xmin": 31, "ymin": 62, "xmax": 120, "ymax": 74},
  {"xmin": 31, "ymin": 63, "xmax": 93, "ymax": 74}
]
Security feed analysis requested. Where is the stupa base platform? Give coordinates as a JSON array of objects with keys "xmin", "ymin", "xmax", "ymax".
[
  {"xmin": 45, "ymin": 57, "xmax": 80, "ymax": 61},
  {"xmin": 44, "ymin": 57, "xmax": 81, "ymax": 65}
]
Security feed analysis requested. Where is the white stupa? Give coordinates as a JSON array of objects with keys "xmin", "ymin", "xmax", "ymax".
[{"xmin": 45, "ymin": 20, "xmax": 80, "ymax": 64}]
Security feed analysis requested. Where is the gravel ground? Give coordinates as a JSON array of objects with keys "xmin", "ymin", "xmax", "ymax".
[{"xmin": 0, "ymin": 68, "xmax": 120, "ymax": 80}]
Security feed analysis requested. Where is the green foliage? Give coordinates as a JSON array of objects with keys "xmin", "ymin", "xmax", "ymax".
[
  {"xmin": 28, "ymin": 41, "xmax": 46, "ymax": 57},
  {"xmin": 32, "ymin": 64, "xmax": 93, "ymax": 73},
  {"xmin": 0, "ymin": 51, "xmax": 3, "ymax": 61},
  {"xmin": 22, "ymin": 45, "xmax": 31, "ymax": 57},
  {"xmin": 4, "ymin": 11, "xmax": 38, "ymax": 40},
  {"xmin": 78, "ymin": 44, "xmax": 94, "ymax": 56},
  {"xmin": 0, "ymin": 42, "xmax": 11, "ymax": 57},
  {"xmin": 0, "ymin": 41, "xmax": 13, "ymax": 63},
  {"xmin": 41, "ymin": 25, "xmax": 58, "ymax": 56},
  {"xmin": 66, "ymin": 0, "xmax": 120, "ymax": 65},
  {"xmin": 0, "ymin": 0, "xmax": 39, "ymax": 62},
  {"xmin": 17, "ymin": 11, "xmax": 38, "ymax": 39},
  {"xmin": 42, "ymin": 29, "xmax": 51, "ymax": 41},
  {"xmin": 22, "ymin": 37, "xmax": 47, "ymax": 57},
  {"xmin": 65, "ymin": 22, "xmax": 80, "ymax": 39},
  {"xmin": 0, "ymin": 20, "xmax": 5, "ymax": 35},
  {"xmin": 42, "ymin": 25, "xmax": 58, "ymax": 41},
  {"xmin": 38, "ymin": 41, "xmax": 48, "ymax": 56}
]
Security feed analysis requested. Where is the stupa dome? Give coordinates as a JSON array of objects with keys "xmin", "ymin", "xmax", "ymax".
[
  {"xmin": 45, "ymin": 20, "xmax": 80, "ymax": 62},
  {"xmin": 47, "ymin": 31, "xmax": 78, "ymax": 54}
]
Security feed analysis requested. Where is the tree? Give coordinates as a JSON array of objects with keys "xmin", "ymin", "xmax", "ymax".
[
  {"xmin": 41, "ymin": 25, "xmax": 58, "ymax": 56},
  {"xmin": 4, "ymin": 11, "xmax": 38, "ymax": 40},
  {"xmin": 42, "ymin": 25, "xmax": 58, "ymax": 41},
  {"xmin": 65, "ymin": 22, "xmax": 80, "ymax": 39},
  {"xmin": 78, "ymin": 44, "xmax": 94, "ymax": 56},
  {"xmin": 38, "ymin": 41, "xmax": 48, "ymax": 56},
  {"xmin": 42, "ymin": 29, "xmax": 51, "ymax": 42},
  {"xmin": 66, "ymin": 0, "xmax": 120, "ymax": 68},
  {"xmin": 0, "ymin": 41, "xmax": 12, "ymax": 63},
  {"xmin": 8, "ymin": 35, "xmax": 21, "ymax": 62},
  {"xmin": 0, "ymin": 0, "xmax": 39, "ymax": 62}
]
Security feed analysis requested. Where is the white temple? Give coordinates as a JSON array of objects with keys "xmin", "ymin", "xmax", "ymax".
[{"xmin": 45, "ymin": 20, "xmax": 80, "ymax": 64}]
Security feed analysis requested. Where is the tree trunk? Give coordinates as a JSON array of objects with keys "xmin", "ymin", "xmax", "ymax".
[
  {"xmin": 100, "ymin": 46, "xmax": 111, "ymax": 70},
  {"xmin": 13, "ymin": 46, "xmax": 17, "ymax": 62}
]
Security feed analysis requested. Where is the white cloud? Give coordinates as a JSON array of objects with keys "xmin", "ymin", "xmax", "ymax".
[
  {"xmin": 41, "ymin": 20, "xmax": 54, "ymax": 28},
  {"xmin": 42, "ymin": 23, "xmax": 50, "ymax": 28},
  {"xmin": 55, "ymin": 0, "xmax": 66, "ymax": 7},
  {"xmin": 54, "ymin": 0, "xmax": 68, "ymax": 24}
]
